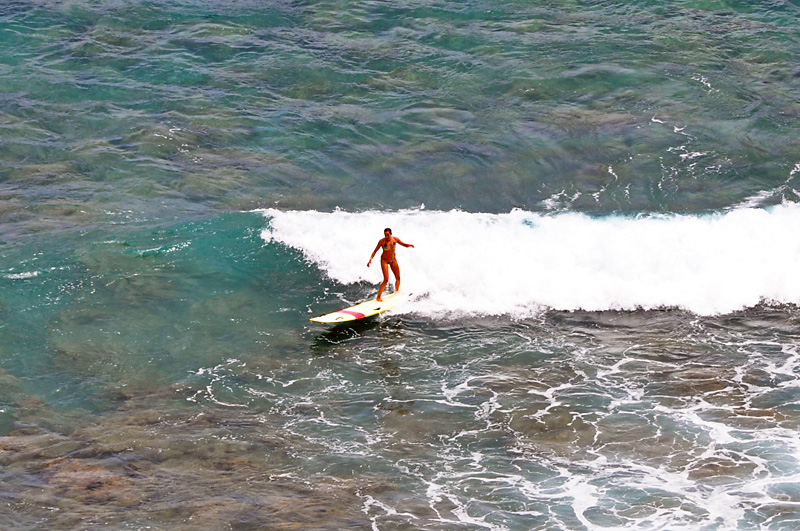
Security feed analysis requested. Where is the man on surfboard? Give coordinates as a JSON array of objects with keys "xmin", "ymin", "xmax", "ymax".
[{"xmin": 367, "ymin": 228, "xmax": 414, "ymax": 302}]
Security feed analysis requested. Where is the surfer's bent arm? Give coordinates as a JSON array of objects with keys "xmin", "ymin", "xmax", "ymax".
[{"xmin": 395, "ymin": 238, "xmax": 414, "ymax": 248}]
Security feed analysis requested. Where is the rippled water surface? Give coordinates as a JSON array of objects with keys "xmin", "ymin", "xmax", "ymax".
[{"xmin": 2, "ymin": 1, "xmax": 800, "ymax": 529}]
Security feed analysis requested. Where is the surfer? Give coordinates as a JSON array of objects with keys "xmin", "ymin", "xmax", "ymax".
[{"xmin": 368, "ymin": 228, "xmax": 414, "ymax": 302}]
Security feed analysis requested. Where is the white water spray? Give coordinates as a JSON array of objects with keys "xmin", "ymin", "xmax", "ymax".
[{"xmin": 260, "ymin": 205, "xmax": 800, "ymax": 317}]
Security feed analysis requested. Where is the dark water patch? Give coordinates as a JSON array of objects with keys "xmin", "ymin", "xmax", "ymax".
[
  {"xmin": 3, "ymin": 1, "xmax": 800, "ymax": 216},
  {"xmin": 0, "ymin": 404, "xmax": 370, "ymax": 529}
]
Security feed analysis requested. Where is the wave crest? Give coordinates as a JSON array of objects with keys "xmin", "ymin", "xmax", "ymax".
[{"xmin": 261, "ymin": 205, "xmax": 800, "ymax": 316}]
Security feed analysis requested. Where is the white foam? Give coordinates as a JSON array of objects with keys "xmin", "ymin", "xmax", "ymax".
[
  {"xmin": 259, "ymin": 204, "xmax": 800, "ymax": 317},
  {"xmin": 4, "ymin": 271, "xmax": 40, "ymax": 280}
]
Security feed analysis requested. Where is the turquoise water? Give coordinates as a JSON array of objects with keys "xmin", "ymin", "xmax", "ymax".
[{"xmin": 2, "ymin": 1, "xmax": 800, "ymax": 529}]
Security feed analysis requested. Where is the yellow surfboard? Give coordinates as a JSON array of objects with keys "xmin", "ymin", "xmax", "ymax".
[{"xmin": 310, "ymin": 292, "xmax": 409, "ymax": 323}]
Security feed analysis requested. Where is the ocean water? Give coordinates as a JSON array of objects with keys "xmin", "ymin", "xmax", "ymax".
[{"xmin": 2, "ymin": 1, "xmax": 800, "ymax": 529}]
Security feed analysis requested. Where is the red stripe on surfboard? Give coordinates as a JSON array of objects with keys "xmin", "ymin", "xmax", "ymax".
[{"xmin": 338, "ymin": 310, "xmax": 367, "ymax": 319}]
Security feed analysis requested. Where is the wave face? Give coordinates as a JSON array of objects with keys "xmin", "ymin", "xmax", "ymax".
[{"xmin": 262, "ymin": 204, "xmax": 800, "ymax": 316}]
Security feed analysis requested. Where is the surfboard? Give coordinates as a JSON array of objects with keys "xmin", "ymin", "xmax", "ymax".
[{"xmin": 310, "ymin": 292, "xmax": 409, "ymax": 323}]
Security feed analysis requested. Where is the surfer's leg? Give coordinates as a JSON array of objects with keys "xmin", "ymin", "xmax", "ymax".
[
  {"xmin": 378, "ymin": 260, "xmax": 390, "ymax": 301},
  {"xmin": 390, "ymin": 260, "xmax": 401, "ymax": 293}
]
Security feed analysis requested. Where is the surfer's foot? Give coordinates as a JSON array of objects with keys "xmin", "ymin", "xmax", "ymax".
[{"xmin": 377, "ymin": 297, "xmax": 383, "ymax": 302}]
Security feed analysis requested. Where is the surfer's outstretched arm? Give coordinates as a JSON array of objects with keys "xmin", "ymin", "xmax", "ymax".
[{"xmin": 394, "ymin": 238, "xmax": 414, "ymax": 248}]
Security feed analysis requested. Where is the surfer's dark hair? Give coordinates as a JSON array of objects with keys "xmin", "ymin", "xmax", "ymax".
[{"xmin": 384, "ymin": 227, "xmax": 392, "ymax": 234}]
